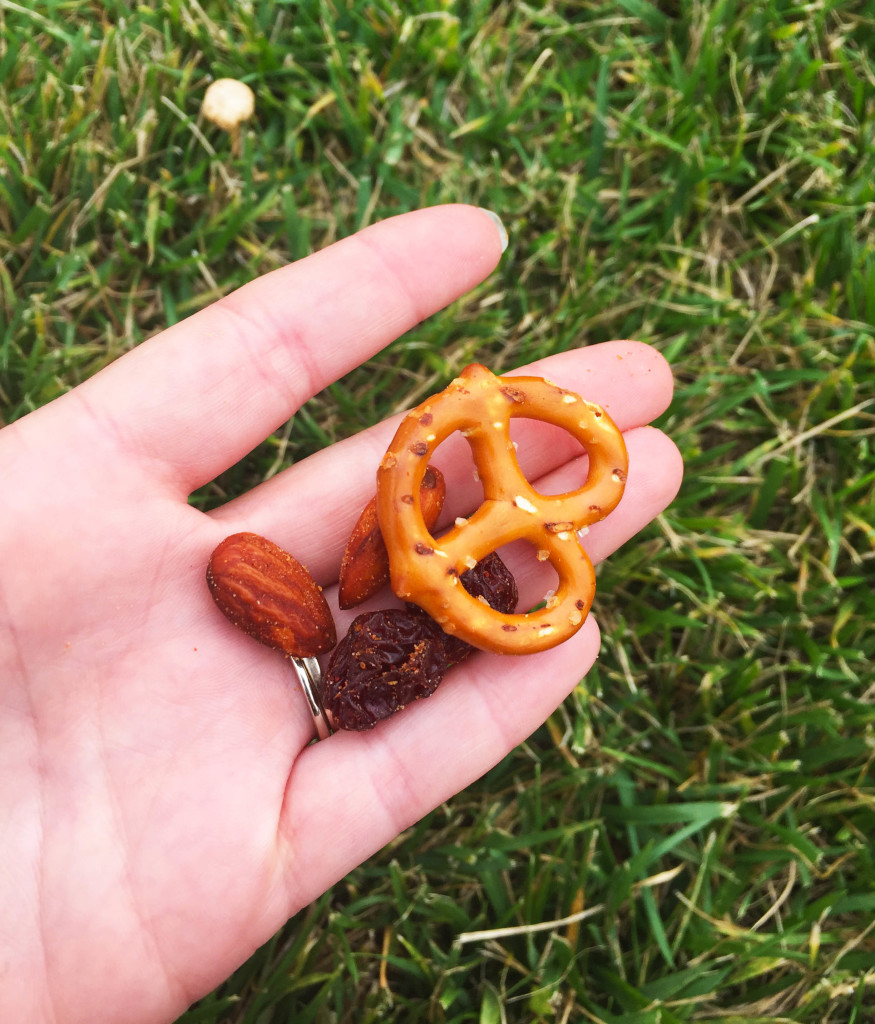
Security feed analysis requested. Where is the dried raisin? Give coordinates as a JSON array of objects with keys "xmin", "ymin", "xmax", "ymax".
[
  {"xmin": 321, "ymin": 608, "xmax": 447, "ymax": 731},
  {"xmin": 323, "ymin": 553, "xmax": 518, "ymax": 731},
  {"xmin": 433, "ymin": 551, "xmax": 519, "ymax": 666}
]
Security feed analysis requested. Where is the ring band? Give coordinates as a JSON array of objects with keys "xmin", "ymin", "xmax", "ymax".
[{"xmin": 290, "ymin": 656, "xmax": 332, "ymax": 740}]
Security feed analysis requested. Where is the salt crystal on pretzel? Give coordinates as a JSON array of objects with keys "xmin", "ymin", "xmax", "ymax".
[{"xmin": 375, "ymin": 363, "xmax": 628, "ymax": 655}]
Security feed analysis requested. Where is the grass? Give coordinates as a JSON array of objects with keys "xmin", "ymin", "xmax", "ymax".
[{"xmin": 2, "ymin": 0, "xmax": 874, "ymax": 1021}]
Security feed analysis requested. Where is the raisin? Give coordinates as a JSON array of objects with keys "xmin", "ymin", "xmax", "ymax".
[
  {"xmin": 324, "ymin": 553, "xmax": 518, "ymax": 731},
  {"xmin": 437, "ymin": 551, "xmax": 518, "ymax": 665},
  {"xmin": 322, "ymin": 608, "xmax": 447, "ymax": 731},
  {"xmin": 461, "ymin": 551, "xmax": 518, "ymax": 613}
]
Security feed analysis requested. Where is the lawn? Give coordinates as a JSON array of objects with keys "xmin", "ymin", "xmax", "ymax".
[{"xmin": 1, "ymin": 1, "xmax": 873, "ymax": 1021}]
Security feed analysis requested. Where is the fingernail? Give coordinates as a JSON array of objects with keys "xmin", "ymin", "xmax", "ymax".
[{"xmin": 477, "ymin": 208, "xmax": 509, "ymax": 253}]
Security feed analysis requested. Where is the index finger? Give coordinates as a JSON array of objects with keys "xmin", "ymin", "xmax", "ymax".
[{"xmin": 66, "ymin": 206, "xmax": 506, "ymax": 493}]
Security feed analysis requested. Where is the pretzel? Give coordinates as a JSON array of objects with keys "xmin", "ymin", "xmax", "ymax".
[{"xmin": 375, "ymin": 363, "xmax": 628, "ymax": 655}]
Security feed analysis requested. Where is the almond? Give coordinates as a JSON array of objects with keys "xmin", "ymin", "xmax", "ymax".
[
  {"xmin": 338, "ymin": 464, "xmax": 445, "ymax": 609},
  {"xmin": 207, "ymin": 532, "xmax": 336, "ymax": 657}
]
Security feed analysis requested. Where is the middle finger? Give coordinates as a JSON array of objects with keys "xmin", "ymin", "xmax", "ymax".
[{"xmin": 207, "ymin": 341, "xmax": 673, "ymax": 582}]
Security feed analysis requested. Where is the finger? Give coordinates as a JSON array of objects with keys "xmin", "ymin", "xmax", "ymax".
[
  {"xmin": 208, "ymin": 426, "xmax": 680, "ymax": 763},
  {"xmin": 281, "ymin": 623, "xmax": 602, "ymax": 910},
  {"xmin": 522, "ymin": 424, "xmax": 683, "ymax": 569},
  {"xmin": 438, "ymin": 424, "xmax": 682, "ymax": 616},
  {"xmin": 325, "ymin": 425, "xmax": 682, "ymax": 639},
  {"xmin": 210, "ymin": 341, "xmax": 674, "ymax": 581},
  {"xmin": 275, "ymin": 427, "xmax": 682, "ymax": 903},
  {"xmin": 57, "ymin": 206, "xmax": 506, "ymax": 493}
]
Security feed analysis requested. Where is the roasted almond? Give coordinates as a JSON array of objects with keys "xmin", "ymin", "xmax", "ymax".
[
  {"xmin": 338, "ymin": 464, "xmax": 445, "ymax": 609},
  {"xmin": 207, "ymin": 532, "xmax": 336, "ymax": 657}
]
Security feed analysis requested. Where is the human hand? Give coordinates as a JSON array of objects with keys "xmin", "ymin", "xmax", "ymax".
[{"xmin": 0, "ymin": 206, "xmax": 682, "ymax": 1023}]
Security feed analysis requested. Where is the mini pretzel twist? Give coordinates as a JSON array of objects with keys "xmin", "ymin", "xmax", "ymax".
[{"xmin": 375, "ymin": 363, "xmax": 628, "ymax": 655}]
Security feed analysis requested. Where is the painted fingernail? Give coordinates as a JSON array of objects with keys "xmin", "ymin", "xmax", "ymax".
[{"xmin": 477, "ymin": 208, "xmax": 509, "ymax": 253}]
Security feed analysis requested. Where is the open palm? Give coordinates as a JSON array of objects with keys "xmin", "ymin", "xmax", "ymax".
[{"xmin": 0, "ymin": 206, "xmax": 682, "ymax": 1023}]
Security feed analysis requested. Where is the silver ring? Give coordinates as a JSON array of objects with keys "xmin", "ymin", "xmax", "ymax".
[{"xmin": 290, "ymin": 656, "xmax": 332, "ymax": 740}]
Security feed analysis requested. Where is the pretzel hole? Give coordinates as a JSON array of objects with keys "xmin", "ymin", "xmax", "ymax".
[
  {"xmin": 488, "ymin": 539, "xmax": 560, "ymax": 613},
  {"xmin": 430, "ymin": 430, "xmax": 485, "ymax": 526},
  {"xmin": 508, "ymin": 419, "xmax": 589, "ymax": 496}
]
